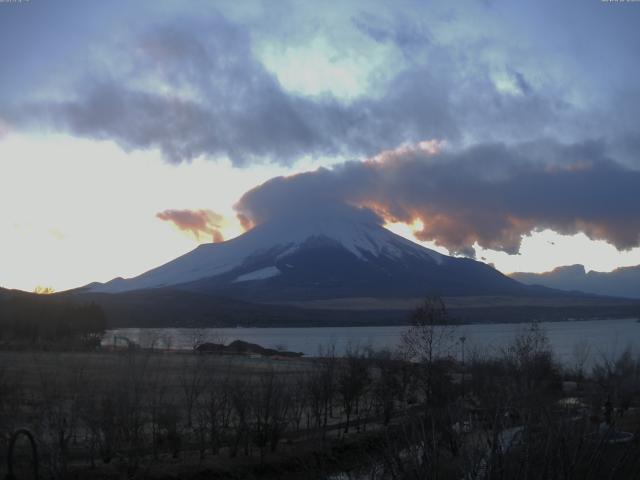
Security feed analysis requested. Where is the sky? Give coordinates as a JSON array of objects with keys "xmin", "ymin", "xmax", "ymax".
[{"xmin": 1, "ymin": 0, "xmax": 640, "ymax": 292}]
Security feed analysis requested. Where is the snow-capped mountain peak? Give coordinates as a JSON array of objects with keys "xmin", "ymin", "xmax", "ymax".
[{"xmin": 90, "ymin": 216, "xmax": 445, "ymax": 293}]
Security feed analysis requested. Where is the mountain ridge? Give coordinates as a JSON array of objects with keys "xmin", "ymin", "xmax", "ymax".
[{"xmin": 511, "ymin": 264, "xmax": 640, "ymax": 299}]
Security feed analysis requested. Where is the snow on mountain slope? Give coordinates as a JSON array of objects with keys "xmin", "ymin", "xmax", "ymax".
[
  {"xmin": 91, "ymin": 216, "xmax": 445, "ymax": 293},
  {"xmin": 233, "ymin": 266, "xmax": 281, "ymax": 283}
]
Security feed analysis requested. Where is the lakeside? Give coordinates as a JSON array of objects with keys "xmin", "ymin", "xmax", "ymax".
[
  {"xmin": 4, "ymin": 321, "xmax": 640, "ymax": 479},
  {"xmin": 106, "ymin": 317, "xmax": 640, "ymax": 366}
]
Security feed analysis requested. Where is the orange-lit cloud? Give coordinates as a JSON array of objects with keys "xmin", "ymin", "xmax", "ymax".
[
  {"xmin": 236, "ymin": 139, "xmax": 640, "ymax": 257},
  {"xmin": 156, "ymin": 209, "xmax": 225, "ymax": 243}
]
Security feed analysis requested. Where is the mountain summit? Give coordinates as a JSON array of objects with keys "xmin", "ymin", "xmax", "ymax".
[{"xmin": 90, "ymin": 214, "xmax": 529, "ymax": 301}]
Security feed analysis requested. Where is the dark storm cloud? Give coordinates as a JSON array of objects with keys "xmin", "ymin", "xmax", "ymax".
[
  {"xmin": 235, "ymin": 140, "xmax": 640, "ymax": 255},
  {"xmin": 12, "ymin": 14, "xmax": 456, "ymax": 166},
  {"xmin": 156, "ymin": 209, "xmax": 225, "ymax": 243},
  {"xmin": 9, "ymin": 11, "xmax": 576, "ymax": 167},
  {"xmin": 7, "ymin": 6, "xmax": 639, "ymax": 171}
]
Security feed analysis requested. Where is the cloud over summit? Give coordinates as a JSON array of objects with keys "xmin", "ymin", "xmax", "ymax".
[{"xmin": 236, "ymin": 140, "xmax": 640, "ymax": 256}]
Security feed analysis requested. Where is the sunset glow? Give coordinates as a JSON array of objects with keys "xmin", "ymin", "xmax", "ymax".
[
  {"xmin": 4, "ymin": 5, "xmax": 640, "ymax": 477},
  {"xmin": 1, "ymin": 0, "xmax": 639, "ymax": 292}
]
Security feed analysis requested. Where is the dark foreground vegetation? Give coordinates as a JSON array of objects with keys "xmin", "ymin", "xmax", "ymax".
[
  {"xmin": 2, "ymin": 298, "xmax": 640, "ymax": 478},
  {"xmin": 0, "ymin": 291, "xmax": 106, "ymax": 348}
]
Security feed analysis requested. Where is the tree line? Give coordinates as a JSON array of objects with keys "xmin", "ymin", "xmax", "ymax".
[{"xmin": 0, "ymin": 292, "xmax": 106, "ymax": 347}]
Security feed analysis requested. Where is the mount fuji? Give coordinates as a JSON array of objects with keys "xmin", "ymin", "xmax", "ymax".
[
  {"xmin": 89, "ymin": 214, "xmax": 529, "ymax": 300},
  {"xmin": 75, "ymin": 213, "xmax": 640, "ymax": 327}
]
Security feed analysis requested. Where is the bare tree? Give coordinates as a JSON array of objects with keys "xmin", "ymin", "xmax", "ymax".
[
  {"xmin": 402, "ymin": 297, "xmax": 457, "ymax": 363},
  {"xmin": 337, "ymin": 345, "xmax": 370, "ymax": 434},
  {"xmin": 307, "ymin": 346, "xmax": 338, "ymax": 441},
  {"xmin": 371, "ymin": 349, "xmax": 402, "ymax": 426},
  {"xmin": 203, "ymin": 374, "xmax": 233, "ymax": 456},
  {"xmin": 180, "ymin": 354, "xmax": 208, "ymax": 429},
  {"xmin": 250, "ymin": 368, "xmax": 290, "ymax": 461},
  {"xmin": 145, "ymin": 357, "xmax": 169, "ymax": 460},
  {"xmin": 36, "ymin": 355, "xmax": 85, "ymax": 479},
  {"xmin": 504, "ymin": 321, "xmax": 560, "ymax": 406},
  {"xmin": 571, "ymin": 339, "xmax": 592, "ymax": 383},
  {"xmin": 229, "ymin": 377, "xmax": 251, "ymax": 458},
  {"xmin": 401, "ymin": 297, "xmax": 457, "ymax": 406},
  {"xmin": 289, "ymin": 374, "xmax": 308, "ymax": 434}
]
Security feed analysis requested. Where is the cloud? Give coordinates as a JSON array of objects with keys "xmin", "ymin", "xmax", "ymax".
[
  {"xmin": 235, "ymin": 140, "xmax": 640, "ymax": 255},
  {"xmin": 0, "ymin": 117, "xmax": 11, "ymax": 139},
  {"xmin": 351, "ymin": 11, "xmax": 432, "ymax": 52},
  {"xmin": 9, "ymin": 15, "xmax": 454, "ymax": 165},
  {"xmin": 156, "ymin": 209, "xmax": 225, "ymax": 243},
  {"xmin": 6, "ymin": 7, "xmax": 639, "ymax": 174},
  {"xmin": 8, "ymin": 12, "xmax": 577, "ymax": 167}
]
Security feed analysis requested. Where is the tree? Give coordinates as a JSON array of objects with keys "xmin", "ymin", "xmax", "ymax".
[
  {"xmin": 504, "ymin": 321, "xmax": 559, "ymax": 403},
  {"xmin": 402, "ymin": 297, "xmax": 457, "ymax": 365},
  {"xmin": 401, "ymin": 297, "xmax": 457, "ymax": 405},
  {"xmin": 371, "ymin": 349, "xmax": 402, "ymax": 425},
  {"xmin": 251, "ymin": 368, "xmax": 290, "ymax": 461},
  {"xmin": 338, "ymin": 345, "xmax": 370, "ymax": 433}
]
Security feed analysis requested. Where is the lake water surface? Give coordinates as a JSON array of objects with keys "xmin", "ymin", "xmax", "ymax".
[{"xmin": 105, "ymin": 318, "xmax": 640, "ymax": 367}]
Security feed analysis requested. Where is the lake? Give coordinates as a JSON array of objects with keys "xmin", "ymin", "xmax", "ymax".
[{"xmin": 105, "ymin": 318, "xmax": 640, "ymax": 367}]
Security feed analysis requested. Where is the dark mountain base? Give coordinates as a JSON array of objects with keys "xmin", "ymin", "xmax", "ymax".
[
  {"xmin": 73, "ymin": 289, "xmax": 640, "ymax": 328},
  {"xmin": 75, "ymin": 289, "xmax": 409, "ymax": 328},
  {"xmin": 178, "ymin": 245, "xmax": 537, "ymax": 301}
]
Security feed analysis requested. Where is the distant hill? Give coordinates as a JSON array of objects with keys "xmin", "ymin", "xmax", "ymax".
[{"xmin": 511, "ymin": 264, "xmax": 640, "ymax": 299}]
